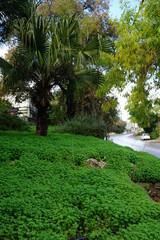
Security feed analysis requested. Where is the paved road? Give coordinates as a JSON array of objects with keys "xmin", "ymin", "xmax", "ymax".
[{"xmin": 109, "ymin": 134, "xmax": 160, "ymax": 158}]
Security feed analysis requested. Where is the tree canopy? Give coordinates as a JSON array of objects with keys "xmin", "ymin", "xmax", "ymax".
[
  {"xmin": 107, "ymin": 0, "xmax": 160, "ymax": 131},
  {"xmin": 37, "ymin": 0, "xmax": 112, "ymax": 38},
  {"xmin": 0, "ymin": 0, "xmax": 31, "ymax": 42},
  {"xmin": 1, "ymin": 0, "xmax": 159, "ymax": 135},
  {"xmin": 125, "ymin": 83, "xmax": 158, "ymax": 133},
  {"xmin": 0, "ymin": 1, "xmax": 113, "ymax": 136}
]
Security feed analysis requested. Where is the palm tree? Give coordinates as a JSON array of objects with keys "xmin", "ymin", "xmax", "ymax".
[
  {"xmin": 0, "ymin": 10, "xmax": 52, "ymax": 135},
  {"xmin": 50, "ymin": 15, "xmax": 113, "ymax": 118},
  {"xmin": 0, "ymin": 11, "xmax": 113, "ymax": 136}
]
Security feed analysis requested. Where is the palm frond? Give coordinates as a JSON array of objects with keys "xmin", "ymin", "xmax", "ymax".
[
  {"xmin": 19, "ymin": 14, "xmax": 50, "ymax": 65},
  {"xmin": 0, "ymin": 55, "xmax": 31, "ymax": 98},
  {"xmin": 98, "ymin": 35, "xmax": 115, "ymax": 54},
  {"xmin": 75, "ymin": 69, "xmax": 104, "ymax": 87}
]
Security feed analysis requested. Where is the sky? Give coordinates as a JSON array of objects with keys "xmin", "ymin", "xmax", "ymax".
[
  {"xmin": 0, "ymin": 0, "xmax": 134, "ymax": 121},
  {"xmin": 109, "ymin": 0, "xmax": 122, "ymax": 19},
  {"xmin": 0, "ymin": 44, "xmax": 9, "ymax": 58},
  {"xmin": 109, "ymin": 0, "xmax": 129, "ymax": 121}
]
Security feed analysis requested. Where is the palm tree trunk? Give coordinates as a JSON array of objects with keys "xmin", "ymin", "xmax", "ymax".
[
  {"xmin": 36, "ymin": 106, "xmax": 48, "ymax": 136},
  {"xmin": 66, "ymin": 81, "xmax": 76, "ymax": 119},
  {"xmin": 66, "ymin": 92, "xmax": 76, "ymax": 119}
]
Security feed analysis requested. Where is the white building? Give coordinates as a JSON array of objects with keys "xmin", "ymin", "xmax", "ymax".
[{"xmin": 4, "ymin": 95, "xmax": 37, "ymax": 121}]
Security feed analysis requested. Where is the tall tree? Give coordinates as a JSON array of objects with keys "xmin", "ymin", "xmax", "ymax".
[
  {"xmin": 114, "ymin": 0, "xmax": 160, "ymax": 90},
  {"xmin": 101, "ymin": 0, "xmax": 160, "ymax": 128},
  {"xmin": 37, "ymin": 0, "xmax": 111, "ymax": 38},
  {"xmin": 125, "ymin": 82, "xmax": 158, "ymax": 133},
  {"xmin": 50, "ymin": 15, "xmax": 113, "ymax": 118},
  {"xmin": 0, "ymin": 9, "xmax": 112, "ymax": 135}
]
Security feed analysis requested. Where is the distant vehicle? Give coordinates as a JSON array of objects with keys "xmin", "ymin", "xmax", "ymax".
[
  {"xmin": 141, "ymin": 133, "xmax": 151, "ymax": 140},
  {"xmin": 123, "ymin": 131, "xmax": 127, "ymax": 135}
]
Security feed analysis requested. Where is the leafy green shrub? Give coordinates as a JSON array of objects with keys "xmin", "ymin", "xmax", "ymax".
[
  {"xmin": 150, "ymin": 130, "xmax": 159, "ymax": 139},
  {"xmin": 0, "ymin": 97, "xmax": 12, "ymax": 112},
  {"xmin": 49, "ymin": 101, "xmax": 66, "ymax": 125},
  {"xmin": 0, "ymin": 98, "xmax": 30, "ymax": 131},
  {"xmin": 113, "ymin": 120, "xmax": 126, "ymax": 133},
  {"xmin": 0, "ymin": 114, "xmax": 30, "ymax": 131},
  {"xmin": 52, "ymin": 114, "xmax": 106, "ymax": 138}
]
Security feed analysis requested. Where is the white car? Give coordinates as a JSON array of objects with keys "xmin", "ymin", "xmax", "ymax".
[
  {"xmin": 123, "ymin": 131, "xmax": 127, "ymax": 135},
  {"xmin": 140, "ymin": 133, "xmax": 150, "ymax": 140}
]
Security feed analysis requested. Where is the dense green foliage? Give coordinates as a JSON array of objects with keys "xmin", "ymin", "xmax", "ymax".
[
  {"xmin": 125, "ymin": 85, "xmax": 159, "ymax": 133},
  {"xmin": 49, "ymin": 91, "xmax": 67, "ymax": 125},
  {"xmin": 0, "ymin": 8, "xmax": 112, "ymax": 135},
  {"xmin": 0, "ymin": 131, "xmax": 160, "ymax": 239},
  {"xmin": 51, "ymin": 114, "xmax": 106, "ymax": 138},
  {"xmin": 0, "ymin": 0, "xmax": 30, "ymax": 42},
  {"xmin": 38, "ymin": 0, "xmax": 111, "ymax": 38},
  {"xmin": 0, "ymin": 97, "xmax": 12, "ymax": 112},
  {"xmin": 112, "ymin": 120, "xmax": 126, "ymax": 134},
  {"xmin": 150, "ymin": 130, "xmax": 159, "ymax": 140},
  {"xmin": 0, "ymin": 98, "xmax": 30, "ymax": 131},
  {"xmin": 0, "ymin": 115, "xmax": 30, "ymax": 131},
  {"xmin": 111, "ymin": 0, "xmax": 160, "ymax": 132},
  {"xmin": 49, "ymin": 88, "xmax": 119, "ymax": 137}
]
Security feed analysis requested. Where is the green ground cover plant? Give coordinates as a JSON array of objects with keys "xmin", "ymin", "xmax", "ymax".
[{"xmin": 0, "ymin": 131, "xmax": 160, "ymax": 239}]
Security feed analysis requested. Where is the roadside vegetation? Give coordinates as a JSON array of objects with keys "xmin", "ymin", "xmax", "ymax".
[
  {"xmin": 0, "ymin": 0, "xmax": 159, "ymax": 239},
  {"xmin": 0, "ymin": 131, "xmax": 160, "ymax": 239},
  {"xmin": 0, "ymin": 0, "xmax": 159, "ymax": 137}
]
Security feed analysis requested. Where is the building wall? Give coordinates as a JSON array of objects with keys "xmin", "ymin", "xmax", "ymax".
[{"xmin": 5, "ymin": 95, "xmax": 37, "ymax": 120}]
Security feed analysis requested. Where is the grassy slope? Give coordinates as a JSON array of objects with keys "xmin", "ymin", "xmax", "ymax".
[{"xmin": 0, "ymin": 131, "xmax": 160, "ymax": 239}]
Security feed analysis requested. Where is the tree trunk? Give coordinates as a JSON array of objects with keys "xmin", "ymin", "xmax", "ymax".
[
  {"xmin": 66, "ymin": 81, "xmax": 76, "ymax": 119},
  {"xmin": 66, "ymin": 92, "xmax": 76, "ymax": 119},
  {"xmin": 36, "ymin": 106, "xmax": 48, "ymax": 136}
]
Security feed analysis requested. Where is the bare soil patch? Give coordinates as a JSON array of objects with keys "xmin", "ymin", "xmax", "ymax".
[{"xmin": 136, "ymin": 182, "xmax": 160, "ymax": 203}]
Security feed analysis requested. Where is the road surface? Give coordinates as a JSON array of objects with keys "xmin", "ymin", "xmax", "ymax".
[{"xmin": 109, "ymin": 134, "xmax": 160, "ymax": 158}]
